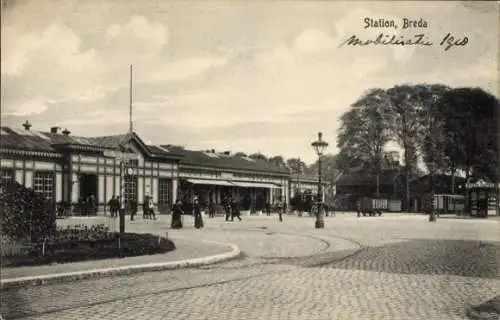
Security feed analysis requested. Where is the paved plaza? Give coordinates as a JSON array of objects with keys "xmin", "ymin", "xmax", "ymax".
[{"xmin": 1, "ymin": 213, "xmax": 499, "ymax": 320}]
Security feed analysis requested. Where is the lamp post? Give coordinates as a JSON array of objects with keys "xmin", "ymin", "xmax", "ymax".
[
  {"xmin": 428, "ymin": 161, "xmax": 437, "ymax": 222},
  {"xmin": 311, "ymin": 132, "xmax": 328, "ymax": 229}
]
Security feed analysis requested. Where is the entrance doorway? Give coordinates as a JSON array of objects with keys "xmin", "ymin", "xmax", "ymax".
[
  {"xmin": 79, "ymin": 173, "xmax": 98, "ymax": 200},
  {"xmin": 78, "ymin": 173, "xmax": 98, "ymax": 215}
]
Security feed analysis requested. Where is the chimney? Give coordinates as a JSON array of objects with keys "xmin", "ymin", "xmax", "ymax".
[
  {"xmin": 22, "ymin": 120, "xmax": 32, "ymax": 131},
  {"xmin": 62, "ymin": 128, "xmax": 71, "ymax": 136},
  {"xmin": 50, "ymin": 126, "xmax": 60, "ymax": 134}
]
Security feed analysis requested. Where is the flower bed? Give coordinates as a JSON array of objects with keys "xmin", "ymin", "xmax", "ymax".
[{"xmin": 2, "ymin": 224, "xmax": 176, "ymax": 267}]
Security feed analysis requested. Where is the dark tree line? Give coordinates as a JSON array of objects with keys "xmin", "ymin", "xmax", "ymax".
[{"xmin": 337, "ymin": 84, "xmax": 499, "ymax": 211}]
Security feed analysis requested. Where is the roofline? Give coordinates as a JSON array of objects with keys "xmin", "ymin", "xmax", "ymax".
[
  {"xmin": 0, "ymin": 148, "xmax": 63, "ymax": 158},
  {"xmin": 179, "ymin": 163, "xmax": 290, "ymax": 177}
]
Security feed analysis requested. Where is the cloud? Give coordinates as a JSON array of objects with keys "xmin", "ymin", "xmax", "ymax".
[
  {"xmin": 105, "ymin": 16, "xmax": 168, "ymax": 57},
  {"xmin": 293, "ymin": 28, "xmax": 336, "ymax": 55},
  {"xmin": 146, "ymin": 56, "xmax": 229, "ymax": 83},
  {"xmin": 3, "ymin": 99, "xmax": 48, "ymax": 116}
]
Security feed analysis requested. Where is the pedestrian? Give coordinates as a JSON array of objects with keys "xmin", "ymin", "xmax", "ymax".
[
  {"xmin": 193, "ymin": 197, "xmax": 204, "ymax": 229},
  {"xmin": 209, "ymin": 202, "xmax": 216, "ymax": 218},
  {"xmin": 266, "ymin": 202, "xmax": 271, "ymax": 216},
  {"xmin": 171, "ymin": 199, "xmax": 183, "ymax": 229},
  {"xmin": 225, "ymin": 197, "xmax": 232, "ymax": 221},
  {"xmin": 130, "ymin": 198, "xmax": 137, "ymax": 221},
  {"xmin": 278, "ymin": 203, "xmax": 283, "ymax": 222},
  {"xmin": 108, "ymin": 195, "xmax": 118, "ymax": 217},
  {"xmin": 143, "ymin": 196, "xmax": 150, "ymax": 219},
  {"xmin": 148, "ymin": 197, "xmax": 156, "ymax": 220},
  {"xmin": 231, "ymin": 199, "xmax": 242, "ymax": 221}
]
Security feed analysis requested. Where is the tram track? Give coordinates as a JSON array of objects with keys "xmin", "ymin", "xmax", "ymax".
[{"xmin": 4, "ymin": 229, "xmax": 366, "ymax": 320}]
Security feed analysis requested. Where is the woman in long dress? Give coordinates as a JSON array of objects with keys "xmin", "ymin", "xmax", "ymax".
[
  {"xmin": 193, "ymin": 198, "xmax": 204, "ymax": 229},
  {"xmin": 171, "ymin": 199, "xmax": 183, "ymax": 229}
]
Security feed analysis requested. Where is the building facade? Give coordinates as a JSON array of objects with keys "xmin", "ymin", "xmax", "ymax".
[{"xmin": 0, "ymin": 124, "xmax": 304, "ymax": 214}]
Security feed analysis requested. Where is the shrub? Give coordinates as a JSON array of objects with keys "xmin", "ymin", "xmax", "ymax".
[
  {"xmin": 2, "ymin": 232, "xmax": 176, "ymax": 267},
  {"xmin": 0, "ymin": 181, "xmax": 56, "ymax": 241}
]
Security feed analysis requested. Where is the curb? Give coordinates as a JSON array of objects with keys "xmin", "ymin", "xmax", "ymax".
[
  {"xmin": 466, "ymin": 295, "xmax": 500, "ymax": 320},
  {"xmin": 0, "ymin": 240, "xmax": 241, "ymax": 290}
]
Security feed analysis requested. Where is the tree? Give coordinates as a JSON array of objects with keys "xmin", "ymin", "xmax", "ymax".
[
  {"xmin": 234, "ymin": 152, "xmax": 248, "ymax": 157},
  {"xmin": 308, "ymin": 154, "xmax": 342, "ymax": 203},
  {"xmin": 337, "ymin": 88, "xmax": 392, "ymax": 197},
  {"xmin": 268, "ymin": 155, "xmax": 286, "ymax": 167},
  {"xmin": 438, "ymin": 88, "xmax": 499, "ymax": 182},
  {"xmin": 249, "ymin": 153, "xmax": 267, "ymax": 161},
  {"xmin": 385, "ymin": 84, "xmax": 451, "ymax": 211},
  {"xmin": 286, "ymin": 158, "xmax": 307, "ymax": 175}
]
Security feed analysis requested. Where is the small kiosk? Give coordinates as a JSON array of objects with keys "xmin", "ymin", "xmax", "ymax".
[{"xmin": 465, "ymin": 178, "xmax": 498, "ymax": 218}]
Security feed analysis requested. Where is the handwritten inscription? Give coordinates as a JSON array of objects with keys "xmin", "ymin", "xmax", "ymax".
[
  {"xmin": 340, "ymin": 33, "xmax": 468, "ymax": 51},
  {"xmin": 352, "ymin": 18, "xmax": 467, "ymax": 51}
]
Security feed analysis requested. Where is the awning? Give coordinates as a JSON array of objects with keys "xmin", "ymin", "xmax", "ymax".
[
  {"xmin": 186, "ymin": 179, "xmax": 234, "ymax": 186},
  {"xmin": 230, "ymin": 181, "xmax": 281, "ymax": 189}
]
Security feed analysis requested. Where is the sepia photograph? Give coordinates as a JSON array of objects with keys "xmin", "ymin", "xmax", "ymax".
[{"xmin": 0, "ymin": 0, "xmax": 499, "ymax": 319}]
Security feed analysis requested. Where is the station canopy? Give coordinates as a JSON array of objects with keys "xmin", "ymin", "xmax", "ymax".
[{"xmin": 186, "ymin": 178, "xmax": 280, "ymax": 189}]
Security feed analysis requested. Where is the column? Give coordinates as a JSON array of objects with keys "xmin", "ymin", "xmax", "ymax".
[
  {"xmin": 71, "ymin": 173, "xmax": 80, "ymax": 203},
  {"xmin": 56, "ymin": 173, "xmax": 63, "ymax": 202},
  {"xmin": 172, "ymin": 178, "xmax": 178, "ymax": 203},
  {"xmin": 138, "ymin": 176, "xmax": 144, "ymax": 203},
  {"xmin": 24, "ymin": 171, "xmax": 33, "ymax": 188},
  {"xmin": 15, "ymin": 170, "xmax": 23, "ymax": 185}
]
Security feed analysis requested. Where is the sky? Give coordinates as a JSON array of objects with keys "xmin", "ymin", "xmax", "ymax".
[{"xmin": 1, "ymin": 0, "xmax": 498, "ymax": 164}]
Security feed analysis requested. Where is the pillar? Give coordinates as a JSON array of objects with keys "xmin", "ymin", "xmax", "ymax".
[{"xmin": 172, "ymin": 178, "xmax": 178, "ymax": 203}]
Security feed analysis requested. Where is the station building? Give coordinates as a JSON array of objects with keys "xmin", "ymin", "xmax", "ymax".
[{"xmin": 0, "ymin": 122, "xmax": 298, "ymax": 214}]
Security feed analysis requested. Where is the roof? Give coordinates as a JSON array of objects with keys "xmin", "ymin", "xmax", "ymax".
[
  {"xmin": 86, "ymin": 132, "xmax": 183, "ymax": 160},
  {"xmin": 164, "ymin": 146, "xmax": 290, "ymax": 174},
  {"xmin": 0, "ymin": 126, "xmax": 99, "ymax": 153}
]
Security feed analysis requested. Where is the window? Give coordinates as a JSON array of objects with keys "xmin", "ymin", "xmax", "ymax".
[
  {"xmin": 33, "ymin": 171, "xmax": 55, "ymax": 201},
  {"xmin": 123, "ymin": 175, "xmax": 137, "ymax": 203},
  {"xmin": 0, "ymin": 169, "xmax": 14, "ymax": 193},
  {"xmin": 158, "ymin": 179, "xmax": 170, "ymax": 206},
  {"xmin": 1, "ymin": 169, "xmax": 14, "ymax": 182}
]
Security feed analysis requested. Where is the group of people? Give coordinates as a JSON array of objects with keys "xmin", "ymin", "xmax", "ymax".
[
  {"xmin": 107, "ymin": 195, "xmax": 156, "ymax": 221},
  {"xmin": 224, "ymin": 198, "xmax": 242, "ymax": 222},
  {"xmin": 171, "ymin": 198, "xmax": 204, "ymax": 229}
]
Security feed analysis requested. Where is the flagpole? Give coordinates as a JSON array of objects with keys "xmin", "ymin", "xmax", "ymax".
[{"xmin": 129, "ymin": 64, "xmax": 133, "ymax": 133}]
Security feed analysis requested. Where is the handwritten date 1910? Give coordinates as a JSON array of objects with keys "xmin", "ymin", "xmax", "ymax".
[{"xmin": 440, "ymin": 33, "xmax": 468, "ymax": 51}]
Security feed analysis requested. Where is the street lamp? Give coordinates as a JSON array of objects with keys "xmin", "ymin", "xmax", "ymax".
[
  {"xmin": 428, "ymin": 161, "xmax": 437, "ymax": 222},
  {"xmin": 311, "ymin": 132, "xmax": 329, "ymax": 229}
]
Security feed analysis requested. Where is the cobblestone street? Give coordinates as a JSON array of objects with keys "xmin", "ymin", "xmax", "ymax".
[{"xmin": 2, "ymin": 214, "xmax": 499, "ymax": 320}]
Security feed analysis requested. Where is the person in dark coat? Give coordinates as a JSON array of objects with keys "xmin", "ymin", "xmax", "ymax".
[
  {"xmin": 231, "ymin": 199, "xmax": 242, "ymax": 221},
  {"xmin": 171, "ymin": 199, "xmax": 183, "ymax": 229},
  {"xmin": 278, "ymin": 201, "xmax": 284, "ymax": 222},
  {"xmin": 224, "ymin": 197, "xmax": 232, "ymax": 221},
  {"xmin": 130, "ymin": 199, "xmax": 137, "ymax": 221},
  {"xmin": 193, "ymin": 197, "xmax": 204, "ymax": 229},
  {"xmin": 143, "ymin": 196, "xmax": 150, "ymax": 219},
  {"xmin": 108, "ymin": 195, "xmax": 118, "ymax": 217},
  {"xmin": 209, "ymin": 202, "xmax": 216, "ymax": 218}
]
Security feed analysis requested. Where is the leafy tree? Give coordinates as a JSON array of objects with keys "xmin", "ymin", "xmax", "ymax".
[
  {"xmin": 385, "ymin": 84, "xmax": 451, "ymax": 210},
  {"xmin": 234, "ymin": 152, "xmax": 248, "ymax": 157},
  {"xmin": 286, "ymin": 158, "xmax": 307, "ymax": 174},
  {"xmin": 337, "ymin": 88, "xmax": 392, "ymax": 197},
  {"xmin": 437, "ymin": 87, "xmax": 499, "ymax": 184},
  {"xmin": 249, "ymin": 153, "xmax": 267, "ymax": 161},
  {"xmin": 268, "ymin": 155, "xmax": 286, "ymax": 167}
]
